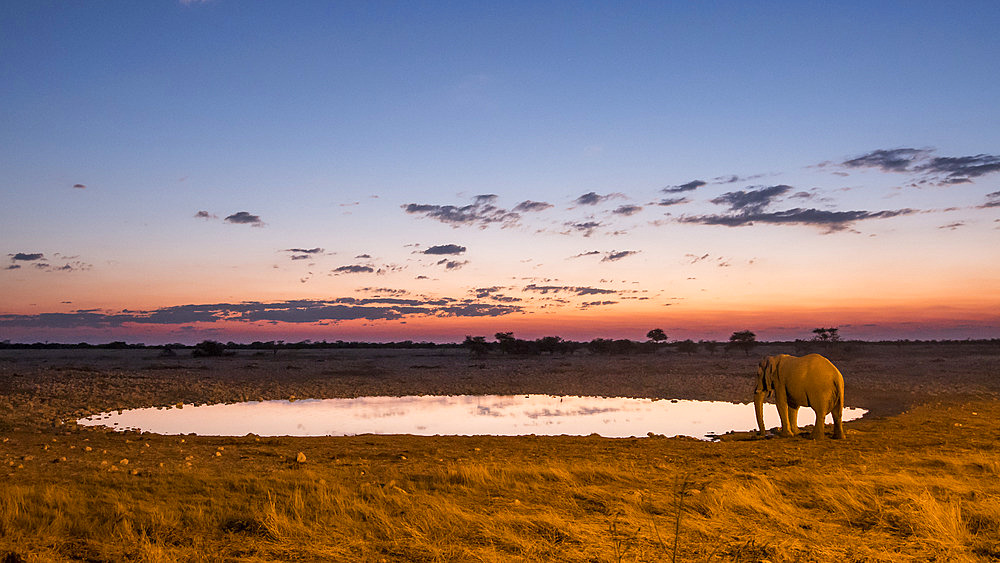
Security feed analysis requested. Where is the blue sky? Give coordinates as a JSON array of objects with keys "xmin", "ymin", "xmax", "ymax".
[{"xmin": 2, "ymin": 1, "xmax": 999, "ymax": 343}]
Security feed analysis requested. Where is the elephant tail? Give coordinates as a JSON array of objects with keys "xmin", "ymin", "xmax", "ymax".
[{"xmin": 833, "ymin": 375, "xmax": 845, "ymax": 413}]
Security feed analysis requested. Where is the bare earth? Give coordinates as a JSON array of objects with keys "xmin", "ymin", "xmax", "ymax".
[{"xmin": 1, "ymin": 342, "xmax": 999, "ymax": 561}]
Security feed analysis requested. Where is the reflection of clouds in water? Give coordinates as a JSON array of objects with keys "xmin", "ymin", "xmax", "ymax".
[
  {"xmin": 523, "ymin": 406, "xmax": 620, "ymax": 419},
  {"xmin": 355, "ymin": 409, "xmax": 409, "ymax": 419},
  {"xmin": 78, "ymin": 395, "xmax": 868, "ymax": 440}
]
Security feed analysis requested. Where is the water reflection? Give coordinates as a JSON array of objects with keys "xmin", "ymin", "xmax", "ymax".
[{"xmin": 77, "ymin": 395, "xmax": 867, "ymax": 440}]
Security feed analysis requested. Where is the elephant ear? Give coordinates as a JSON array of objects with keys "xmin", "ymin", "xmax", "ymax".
[
  {"xmin": 761, "ymin": 357, "xmax": 777, "ymax": 397},
  {"xmin": 756, "ymin": 358, "xmax": 774, "ymax": 397}
]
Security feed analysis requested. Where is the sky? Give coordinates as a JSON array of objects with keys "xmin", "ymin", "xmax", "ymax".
[{"xmin": 2, "ymin": 1, "xmax": 999, "ymax": 344}]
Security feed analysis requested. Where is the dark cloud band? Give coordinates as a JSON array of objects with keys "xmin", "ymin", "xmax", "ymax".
[{"xmin": 0, "ymin": 297, "xmax": 525, "ymax": 329}]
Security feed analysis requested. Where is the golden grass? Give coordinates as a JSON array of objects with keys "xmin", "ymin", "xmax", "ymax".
[{"xmin": 3, "ymin": 427, "xmax": 999, "ymax": 562}]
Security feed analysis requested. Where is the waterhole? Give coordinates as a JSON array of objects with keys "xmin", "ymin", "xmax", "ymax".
[{"xmin": 77, "ymin": 395, "xmax": 867, "ymax": 440}]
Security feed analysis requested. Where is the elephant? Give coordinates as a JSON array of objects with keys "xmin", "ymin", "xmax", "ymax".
[{"xmin": 753, "ymin": 353, "xmax": 846, "ymax": 439}]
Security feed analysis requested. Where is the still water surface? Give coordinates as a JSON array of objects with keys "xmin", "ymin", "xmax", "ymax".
[{"xmin": 77, "ymin": 395, "xmax": 867, "ymax": 440}]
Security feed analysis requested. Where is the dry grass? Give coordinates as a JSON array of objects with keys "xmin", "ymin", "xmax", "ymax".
[{"xmin": 2, "ymin": 344, "xmax": 999, "ymax": 561}]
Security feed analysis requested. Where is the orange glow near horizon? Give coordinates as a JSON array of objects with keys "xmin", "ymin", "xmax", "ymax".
[{"xmin": 4, "ymin": 299, "xmax": 996, "ymax": 345}]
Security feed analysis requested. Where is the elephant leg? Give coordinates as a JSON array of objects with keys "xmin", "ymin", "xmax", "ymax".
[
  {"xmin": 775, "ymin": 394, "xmax": 794, "ymax": 437},
  {"xmin": 809, "ymin": 407, "xmax": 826, "ymax": 439},
  {"xmin": 832, "ymin": 407, "xmax": 845, "ymax": 439},
  {"xmin": 788, "ymin": 407, "xmax": 800, "ymax": 437}
]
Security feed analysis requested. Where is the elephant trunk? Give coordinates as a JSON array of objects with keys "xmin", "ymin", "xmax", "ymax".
[{"xmin": 753, "ymin": 391, "xmax": 767, "ymax": 436}]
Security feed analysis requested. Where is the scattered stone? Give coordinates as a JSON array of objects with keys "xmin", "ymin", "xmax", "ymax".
[
  {"xmin": 120, "ymin": 458, "xmax": 129, "ymax": 465},
  {"xmin": 296, "ymin": 452, "xmax": 307, "ymax": 463},
  {"xmin": 215, "ymin": 451, "xmax": 222, "ymax": 457}
]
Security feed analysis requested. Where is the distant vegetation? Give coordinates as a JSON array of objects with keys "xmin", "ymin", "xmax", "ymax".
[{"xmin": 1, "ymin": 334, "xmax": 998, "ymax": 355}]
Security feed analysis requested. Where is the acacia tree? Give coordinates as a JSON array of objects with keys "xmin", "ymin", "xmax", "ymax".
[
  {"xmin": 728, "ymin": 330, "xmax": 757, "ymax": 356},
  {"xmin": 495, "ymin": 332, "xmax": 516, "ymax": 354},
  {"xmin": 647, "ymin": 328, "xmax": 668, "ymax": 343},
  {"xmin": 463, "ymin": 335, "xmax": 490, "ymax": 357},
  {"xmin": 812, "ymin": 327, "xmax": 840, "ymax": 342}
]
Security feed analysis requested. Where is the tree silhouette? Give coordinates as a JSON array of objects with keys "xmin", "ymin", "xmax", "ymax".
[
  {"xmin": 727, "ymin": 330, "xmax": 757, "ymax": 356},
  {"xmin": 192, "ymin": 340, "xmax": 226, "ymax": 357},
  {"xmin": 463, "ymin": 335, "xmax": 490, "ymax": 357},
  {"xmin": 495, "ymin": 332, "xmax": 516, "ymax": 354},
  {"xmin": 647, "ymin": 328, "xmax": 668, "ymax": 343},
  {"xmin": 812, "ymin": 327, "xmax": 840, "ymax": 342}
]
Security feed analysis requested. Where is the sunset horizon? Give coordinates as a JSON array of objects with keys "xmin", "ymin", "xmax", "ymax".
[{"xmin": 3, "ymin": 2, "xmax": 999, "ymax": 346}]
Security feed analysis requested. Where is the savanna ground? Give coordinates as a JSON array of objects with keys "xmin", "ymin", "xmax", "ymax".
[{"xmin": 1, "ymin": 342, "xmax": 999, "ymax": 562}]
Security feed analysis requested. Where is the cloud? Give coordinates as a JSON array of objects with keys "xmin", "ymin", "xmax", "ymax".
[
  {"xmin": 0, "ymin": 297, "xmax": 526, "ymax": 329},
  {"xmin": 10, "ymin": 253, "xmax": 44, "ymax": 262},
  {"xmin": 579, "ymin": 300, "xmax": 618, "ymax": 309},
  {"xmin": 436, "ymin": 259, "xmax": 469, "ymax": 270},
  {"xmin": 573, "ymin": 192, "xmax": 623, "ymax": 206},
  {"xmin": 679, "ymin": 207, "xmax": 916, "ymax": 231},
  {"xmin": 655, "ymin": 197, "xmax": 690, "ymax": 207},
  {"xmin": 513, "ymin": 200, "xmax": 553, "ymax": 212},
  {"xmin": 612, "ymin": 205, "xmax": 643, "ymax": 216},
  {"xmin": 663, "ymin": 180, "xmax": 705, "ymax": 193},
  {"xmin": 842, "ymin": 148, "xmax": 930, "ymax": 172},
  {"xmin": 72, "ymin": 183, "xmax": 86, "ymax": 189},
  {"xmin": 333, "ymin": 265, "xmax": 375, "ymax": 274},
  {"xmin": 471, "ymin": 287, "xmax": 523, "ymax": 303},
  {"xmin": 6, "ymin": 252, "xmax": 92, "ymax": 272},
  {"xmin": 423, "ymin": 244, "xmax": 467, "ymax": 255},
  {"xmin": 685, "ymin": 253, "xmax": 710, "ymax": 264},
  {"xmin": 403, "ymin": 194, "xmax": 520, "ymax": 229},
  {"xmin": 601, "ymin": 250, "xmax": 639, "ymax": 262},
  {"xmin": 712, "ymin": 174, "xmax": 766, "ymax": 184},
  {"xmin": 570, "ymin": 250, "xmax": 639, "ymax": 262},
  {"xmin": 194, "ymin": 211, "xmax": 217, "ymax": 220},
  {"xmin": 523, "ymin": 284, "xmax": 617, "ymax": 296},
  {"xmin": 225, "ymin": 211, "xmax": 264, "ymax": 226},
  {"xmin": 919, "ymin": 154, "xmax": 1000, "ymax": 184},
  {"xmin": 282, "ymin": 247, "xmax": 325, "ymax": 261},
  {"xmin": 710, "ymin": 185, "xmax": 793, "ymax": 213},
  {"xmin": 980, "ymin": 191, "xmax": 1000, "ymax": 208},
  {"xmin": 938, "ymin": 222, "xmax": 965, "ymax": 230},
  {"xmin": 840, "ymin": 148, "xmax": 1000, "ymax": 185},
  {"xmin": 563, "ymin": 221, "xmax": 602, "ymax": 237}
]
